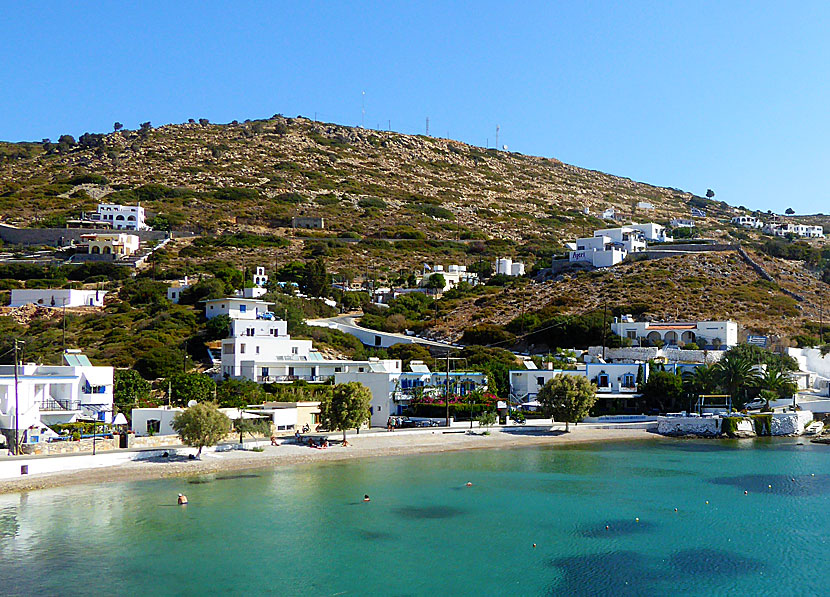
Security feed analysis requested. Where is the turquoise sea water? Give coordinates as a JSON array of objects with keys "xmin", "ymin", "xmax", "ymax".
[{"xmin": 0, "ymin": 438, "xmax": 829, "ymax": 596}]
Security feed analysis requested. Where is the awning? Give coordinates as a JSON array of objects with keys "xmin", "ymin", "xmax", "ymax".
[
  {"xmin": 112, "ymin": 413, "xmax": 128, "ymax": 425},
  {"xmin": 220, "ymin": 408, "xmax": 268, "ymax": 420}
]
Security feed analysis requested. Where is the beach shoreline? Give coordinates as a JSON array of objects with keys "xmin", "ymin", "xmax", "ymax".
[{"xmin": 0, "ymin": 426, "xmax": 659, "ymax": 495}]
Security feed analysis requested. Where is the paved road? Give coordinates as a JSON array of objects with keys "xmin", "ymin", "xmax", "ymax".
[{"xmin": 307, "ymin": 314, "xmax": 460, "ymax": 350}]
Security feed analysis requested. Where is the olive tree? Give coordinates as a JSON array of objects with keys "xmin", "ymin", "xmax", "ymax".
[
  {"xmin": 318, "ymin": 382, "xmax": 372, "ymax": 442},
  {"xmin": 172, "ymin": 402, "xmax": 231, "ymax": 457},
  {"xmin": 537, "ymin": 374, "xmax": 597, "ymax": 432}
]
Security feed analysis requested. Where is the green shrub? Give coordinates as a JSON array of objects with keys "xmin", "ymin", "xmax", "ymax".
[
  {"xmin": 751, "ymin": 413, "xmax": 772, "ymax": 436},
  {"xmin": 358, "ymin": 197, "xmax": 386, "ymax": 209}
]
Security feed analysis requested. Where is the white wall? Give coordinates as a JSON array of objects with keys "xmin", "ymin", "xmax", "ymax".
[
  {"xmin": 131, "ymin": 408, "xmax": 183, "ymax": 437},
  {"xmin": 10, "ymin": 289, "xmax": 107, "ymax": 308},
  {"xmin": 334, "ymin": 371, "xmax": 399, "ymax": 427}
]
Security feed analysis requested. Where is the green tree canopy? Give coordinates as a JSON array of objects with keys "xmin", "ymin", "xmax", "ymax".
[
  {"xmin": 172, "ymin": 402, "xmax": 231, "ymax": 457},
  {"xmin": 318, "ymin": 381, "xmax": 372, "ymax": 442},
  {"xmin": 169, "ymin": 372, "xmax": 216, "ymax": 407},
  {"xmin": 216, "ymin": 378, "xmax": 265, "ymax": 408},
  {"xmin": 134, "ymin": 346, "xmax": 185, "ymax": 380},
  {"xmin": 302, "ymin": 258, "xmax": 330, "ymax": 297},
  {"xmin": 205, "ymin": 314, "xmax": 232, "ymax": 341},
  {"xmin": 113, "ymin": 369, "xmax": 151, "ymax": 417},
  {"xmin": 641, "ymin": 370, "xmax": 685, "ymax": 413},
  {"xmin": 537, "ymin": 374, "xmax": 597, "ymax": 432},
  {"xmin": 425, "ymin": 273, "xmax": 446, "ymax": 290}
]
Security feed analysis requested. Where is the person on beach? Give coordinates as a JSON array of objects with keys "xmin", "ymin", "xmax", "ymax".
[
  {"xmin": 177, "ymin": 493, "xmax": 188, "ymax": 505},
  {"xmin": 271, "ymin": 434, "xmax": 278, "ymax": 446},
  {"xmin": 387, "ymin": 417, "xmax": 393, "ymax": 432}
]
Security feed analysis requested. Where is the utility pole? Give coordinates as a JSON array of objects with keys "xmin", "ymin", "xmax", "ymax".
[
  {"xmin": 601, "ymin": 302, "xmax": 608, "ymax": 361},
  {"xmin": 495, "ymin": 125, "xmax": 499, "ymax": 150},
  {"xmin": 13, "ymin": 339, "xmax": 22, "ymax": 455},
  {"xmin": 62, "ymin": 298, "xmax": 67, "ymax": 352},
  {"xmin": 426, "ymin": 117, "xmax": 429, "ymax": 136},
  {"xmin": 361, "ymin": 91, "xmax": 365, "ymax": 128}
]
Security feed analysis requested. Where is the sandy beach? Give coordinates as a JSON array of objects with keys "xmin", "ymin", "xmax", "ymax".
[{"xmin": 0, "ymin": 425, "xmax": 658, "ymax": 495}]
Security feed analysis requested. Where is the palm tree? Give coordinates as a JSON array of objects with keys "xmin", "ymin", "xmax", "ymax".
[
  {"xmin": 683, "ymin": 364, "xmax": 720, "ymax": 395},
  {"xmin": 757, "ymin": 367, "xmax": 797, "ymax": 407},
  {"xmin": 714, "ymin": 353, "xmax": 760, "ymax": 408}
]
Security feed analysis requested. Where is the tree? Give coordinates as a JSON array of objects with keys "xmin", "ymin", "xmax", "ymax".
[
  {"xmin": 757, "ymin": 366, "xmax": 797, "ymax": 405},
  {"xmin": 477, "ymin": 410, "xmax": 497, "ymax": 429},
  {"xmin": 113, "ymin": 369, "xmax": 151, "ymax": 417},
  {"xmin": 205, "ymin": 314, "xmax": 232, "ymax": 340},
  {"xmin": 425, "ymin": 273, "xmax": 446, "ymax": 291},
  {"xmin": 113, "ymin": 122, "xmax": 123, "ymax": 132},
  {"xmin": 134, "ymin": 346, "xmax": 185, "ymax": 380},
  {"xmin": 172, "ymin": 402, "xmax": 231, "ymax": 457},
  {"xmin": 785, "ymin": 207, "xmax": 795, "ymax": 215},
  {"xmin": 169, "ymin": 372, "xmax": 216, "ymax": 407},
  {"xmin": 705, "ymin": 189, "xmax": 715, "ymax": 200},
  {"xmin": 216, "ymin": 378, "xmax": 264, "ymax": 408},
  {"xmin": 199, "ymin": 118, "xmax": 210, "ymax": 126},
  {"xmin": 714, "ymin": 353, "xmax": 760, "ymax": 408},
  {"xmin": 683, "ymin": 363, "xmax": 720, "ymax": 396},
  {"xmin": 640, "ymin": 370, "xmax": 684, "ymax": 413},
  {"xmin": 537, "ymin": 374, "xmax": 597, "ymax": 432},
  {"xmin": 318, "ymin": 382, "xmax": 372, "ymax": 442},
  {"xmin": 302, "ymin": 258, "xmax": 329, "ymax": 297}
]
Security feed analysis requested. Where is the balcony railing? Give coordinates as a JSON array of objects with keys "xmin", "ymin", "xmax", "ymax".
[
  {"xmin": 257, "ymin": 375, "xmax": 333, "ymax": 383},
  {"xmin": 40, "ymin": 398, "xmax": 80, "ymax": 412}
]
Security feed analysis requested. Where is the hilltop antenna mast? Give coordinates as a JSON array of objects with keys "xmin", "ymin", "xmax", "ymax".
[
  {"xmin": 496, "ymin": 125, "xmax": 499, "ymax": 150},
  {"xmin": 361, "ymin": 91, "xmax": 365, "ymax": 128},
  {"xmin": 426, "ymin": 117, "xmax": 430, "ymax": 136}
]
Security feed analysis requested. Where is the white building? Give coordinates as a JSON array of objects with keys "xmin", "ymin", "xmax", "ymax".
[
  {"xmin": 670, "ymin": 218, "xmax": 695, "ymax": 228},
  {"xmin": 131, "ymin": 406, "xmax": 183, "ymax": 437},
  {"xmin": 420, "ymin": 264, "xmax": 480, "ymax": 291},
  {"xmin": 637, "ymin": 201, "xmax": 654, "ymax": 210},
  {"xmin": 762, "ymin": 222, "xmax": 825, "ymax": 239},
  {"xmin": 510, "ymin": 362, "xmax": 646, "ymax": 403},
  {"xmin": 95, "ymin": 204, "xmax": 148, "ymax": 230},
  {"xmin": 167, "ymin": 276, "xmax": 192, "ymax": 304},
  {"xmin": 602, "ymin": 208, "xmax": 617, "ymax": 220},
  {"xmin": 10, "ymin": 289, "xmax": 107, "ymax": 308},
  {"xmin": 611, "ymin": 316, "xmax": 738, "ymax": 349},
  {"xmin": 495, "ymin": 258, "xmax": 525, "ymax": 277},
  {"xmin": 0, "ymin": 351, "xmax": 114, "ymax": 445},
  {"xmin": 82, "ymin": 232, "xmax": 140, "ymax": 256},
  {"xmin": 731, "ymin": 215, "xmax": 763, "ymax": 229},
  {"xmin": 627, "ymin": 222, "xmax": 672, "ymax": 243},
  {"xmin": 203, "ymin": 297, "xmax": 274, "ymax": 320}
]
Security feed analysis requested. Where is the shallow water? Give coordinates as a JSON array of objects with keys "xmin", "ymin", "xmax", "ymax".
[{"xmin": 0, "ymin": 438, "xmax": 828, "ymax": 596}]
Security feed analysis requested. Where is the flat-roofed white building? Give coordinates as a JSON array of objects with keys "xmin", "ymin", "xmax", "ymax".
[
  {"xmin": 83, "ymin": 232, "xmax": 140, "ymax": 256},
  {"xmin": 731, "ymin": 215, "xmax": 763, "ymax": 229},
  {"xmin": 10, "ymin": 289, "xmax": 107, "ymax": 308},
  {"xmin": 203, "ymin": 297, "xmax": 274, "ymax": 320},
  {"xmin": 167, "ymin": 276, "xmax": 192, "ymax": 304},
  {"xmin": 95, "ymin": 203, "xmax": 148, "ymax": 230},
  {"xmin": 0, "ymin": 351, "xmax": 113, "ymax": 445},
  {"xmin": 611, "ymin": 316, "xmax": 738, "ymax": 349},
  {"xmin": 670, "ymin": 218, "xmax": 695, "ymax": 228}
]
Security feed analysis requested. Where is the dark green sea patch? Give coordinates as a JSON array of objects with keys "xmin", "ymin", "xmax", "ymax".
[
  {"xmin": 392, "ymin": 505, "xmax": 466, "ymax": 519},
  {"xmin": 547, "ymin": 551, "xmax": 661, "ymax": 596},
  {"xmin": 670, "ymin": 548, "xmax": 765, "ymax": 576},
  {"xmin": 710, "ymin": 474, "xmax": 830, "ymax": 497},
  {"xmin": 579, "ymin": 519, "xmax": 657, "ymax": 538}
]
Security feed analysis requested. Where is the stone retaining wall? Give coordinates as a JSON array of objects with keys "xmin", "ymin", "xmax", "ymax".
[{"xmin": 0, "ymin": 224, "xmax": 168, "ymax": 247}]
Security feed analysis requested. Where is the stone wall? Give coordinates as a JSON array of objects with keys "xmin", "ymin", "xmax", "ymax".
[
  {"xmin": 657, "ymin": 411, "xmax": 813, "ymax": 437},
  {"xmin": 21, "ymin": 438, "xmax": 119, "ymax": 456},
  {"xmin": 0, "ymin": 224, "xmax": 168, "ymax": 247},
  {"xmin": 587, "ymin": 346, "xmax": 724, "ymax": 365}
]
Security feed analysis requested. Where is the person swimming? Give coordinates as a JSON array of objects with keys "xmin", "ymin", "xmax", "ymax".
[
  {"xmin": 177, "ymin": 493, "xmax": 188, "ymax": 505},
  {"xmin": 363, "ymin": 494, "xmax": 370, "ymax": 502}
]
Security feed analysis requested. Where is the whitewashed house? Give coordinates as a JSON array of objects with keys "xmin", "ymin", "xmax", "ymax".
[
  {"xmin": 167, "ymin": 276, "xmax": 192, "ymax": 304},
  {"xmin": 203, "ymin": 297, "xmax": 274, "ymax": 320},
  {"xmin": 94, "ymin": 203, "xmax": 148, "ymax": 230},
  {"xmin": 10, "ymin": 289, "xmax": 107, "ymax": 308},
  {"xmin": 762, "ymin": 222, "xmax": 825, "ymax": 239},
  {"xmin": 0, "ymin": 351, "xmax": 113, "ymax": 445},
  {"xmin": 420, "ymin": 264, "xmax": 480, "ymax": 291},
  {"xmin": 495, "ymin": 258, "xmax": 525, "ymax": 277},
  {"xmin": 670, "ymin": 218, "xmax": 695, "ymax": 228},
  {"xmin": 611, "ymin": 316, "xmax": 738, "ymax": 349},
  {"xmin": 82, "ymin": 232, "xmax": 140, "ymax": 256},
  {"xmin": 731, "ymin": 215, "xmax": 763, "ymax": 229},
  {"xmin": 509, "ymin": 363, "xmax": 646, "ymax": 403}
]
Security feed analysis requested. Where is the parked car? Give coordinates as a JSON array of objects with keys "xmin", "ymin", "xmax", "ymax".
[{"xmin": 744, "ymin": 398, "xmax": 766, "ymax": 411}]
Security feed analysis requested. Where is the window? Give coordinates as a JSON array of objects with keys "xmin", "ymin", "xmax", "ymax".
[
  {"xmin": 335, "ymin": 367, "xmax": 342, "ymax": 372},
  {"xmin": 292, "ymin": 347, "xmax": 299, "ymax": 355},
  {"xmin": 312, "ymin": 413, "xmax": 321, "ymax": 424},
  {"xmin": 239, "ymin": 304, "xmax": 247, "ymax": 313},
  {"xmin": 537, "ymin": 377, "xmax": 545, "ymax": 387},
  {"xmin": 255, "ymin": 346, "xmax": 260, "ymax": 354},
  {"xmin": 626, "ymin": 330, "xmax": 637, "ymax": 339},
  {"xmin": 147, "ymin": 420, "xmax": 161, "ymax": 434},
  {"xmin": 261, "ymin": 367, "xmax": 269, "ymax": 377},
  {"xmin": 597, "ymin": 373, "xmax": 610, "ymax": 387},
  {"xmin": 240, "ymin": 344, "xmax": 246, "ymax": 354},
  {"xmin": 622, "ymin": 374, "xmax": 635, "ymax": 388}
]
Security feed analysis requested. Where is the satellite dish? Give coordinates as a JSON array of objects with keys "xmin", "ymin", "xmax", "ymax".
[
  {"xmin": 502, "ymin": 145, "xmax": 508, "ymax": 150},
  {"xmin": 187, "ymin": 400, "xmax": 197, "ymax": 408}
]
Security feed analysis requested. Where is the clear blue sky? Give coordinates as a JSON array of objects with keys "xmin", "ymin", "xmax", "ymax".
[{"xmin": 2, "ymin": 1, "xmax": 829, "ymax": 214}]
